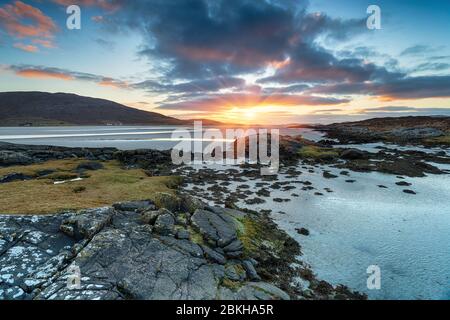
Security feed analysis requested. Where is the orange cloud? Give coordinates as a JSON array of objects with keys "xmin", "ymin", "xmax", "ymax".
[
  {"xmin": 15, "ymin": 69, "xmax": 74, "ymax": 80},
  {"xmin": 13, "ymin": 43, "xmax": 39, "ymax": 53},
  {"xmin": 52, "ymin": 0, "xmax": 119, "ymax": 11},
  {"xmin": 32, "ymin": 38, "xmax": 56, "ymax": 49},
  {"xmin": 98, "ymin": 77, "xmax": 129, "ymax": 89},
  {"xmin": 0, "ymin": 1, "xmax": 57, "ymax": 39}
]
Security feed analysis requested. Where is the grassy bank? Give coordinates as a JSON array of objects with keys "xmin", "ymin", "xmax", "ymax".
[{"xmin": 0, "ymin": 159, "xmax": 182, "ymax": 214}]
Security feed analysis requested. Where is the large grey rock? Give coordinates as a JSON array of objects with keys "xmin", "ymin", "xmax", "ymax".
[
  {"xmin": 36, "ymin": 227, "xmax": 224, "ymax": 300},
  {"xmin": 201, "ymin": 245, "xmax": 226, "ymax": 265},
  {"xmin": 60, "ymin": 207, "xmax": 114, "ymax": 240},
  {"xmin": 0, "ymin": 173, "xmax": 32, "ymax": 183},
  {"xmin": 234, "ymin": 282, "xmax": 291, "ymax": 300},
  {"xmin": 0, "ymin": 151, "xmax": 33, "ymax": 166},
  {"xmin": 340, "ymin": 148, "xmax": 367, "ymax": 160},
  {"xmin": 0, "ymin": 204, "xmax": 289, "ymax": 301},
  {"xmin": 191, "ymin": 209, "xmax": 238, "ymax": 247},
  {"xmin": 391, "ymin": 127, "xmax": 444, "ymax": 139},
  {"xmin": 113, "ymin": 200, "xmax": 155, "ymax": 213},
  {"xmin": 153, "ymin": 213, "xmax": 175, "ymax": 236},
  {"xmin": 242, "ymin": 260, "xmax": 261, "ymax": 281}
]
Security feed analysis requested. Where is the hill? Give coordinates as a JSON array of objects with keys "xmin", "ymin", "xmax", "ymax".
[{"xmin": 0, "ymin": 91, "xmax": 188, "ymax": 126}]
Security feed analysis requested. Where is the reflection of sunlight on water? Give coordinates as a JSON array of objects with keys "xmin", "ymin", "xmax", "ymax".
[
  {"xmin": 0, "ymin": 128, "xmax": 222, "ymax": 140},
  {"xmin": 149, "ymin": 137, "xmax": 236, "ymax": 142}
]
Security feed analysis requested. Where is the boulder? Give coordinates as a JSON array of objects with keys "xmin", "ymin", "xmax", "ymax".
[
  {"xmin": 0, "ymin": 151, "xmax": 33, "ymax": 166},
  {"xmin": 113, "ymin": 200, "xmax": 155, "ymax": 212},
  {"xmin": 340, "ymin": 148, "xmax": 367, "ymax": 160},
  {"xmin": 234, "ymin": 282, "xmax": 290, "ymax": 300},
  {"xmin": 76, "ymin": 161, "xmax": 104, "ymax": 171},
  {"xmin": 295, "ymin": 228, "xmax": 310, "ymax": 236},
  {"xmin": 202, "ymin": 245, "xmax": 227, "ymax": 265},
  {"xmin": 60, "ymin": 207, "xmax": 114, "ymax": 240},
  {"xmin": 0, "ymin": 173, "xmax": 32, "ymax": 183},
  {"xmin": 176, "ymin": 229, "xmax": 190, "ymax": 240},
  {"xmin": 153, "ymin": 213, "xmax": 175, "ymax": 236},
  {"xmin": 242, "ymin": 260, "xmax": 261, "ymax": 281},
  {"xmin": 152, "ymin": 192, "xmax": 181, "ymax": 212},
  {"xmin": 191, "ymin": 208, "xmax": 238, "ymax": 248}
]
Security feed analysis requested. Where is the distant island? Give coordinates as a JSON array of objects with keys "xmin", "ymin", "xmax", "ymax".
[{"xmin": 0, "ymin": 91, "xmax": 222, "ymax": 126}]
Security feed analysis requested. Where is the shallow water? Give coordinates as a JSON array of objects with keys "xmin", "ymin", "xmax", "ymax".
[
  {"xmin": 184, "ymin": 164, "xmax": 450, "ymax": 300},
  {"xmin": 0, "ymin": 126, "xmax": 315, "ymax": 150}
]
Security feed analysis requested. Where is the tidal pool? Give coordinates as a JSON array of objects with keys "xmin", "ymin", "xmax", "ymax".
[{"xmin": 185, "ymin": 163, "xmax": 450, "ymax": 300}]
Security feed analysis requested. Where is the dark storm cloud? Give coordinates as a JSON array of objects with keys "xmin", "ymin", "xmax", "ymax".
[
  {"xmin": 111, "ymin": 0, "xmax": 367, "ymax": 81},
  {"xmin": 87, "ymin": 0, "xmax": 450, "ymax": 107},
  {"xmin": 309, "ymin": 75, "xmax": 450, "ymax": 100},
  {"xmin": 156, "ymin": 93, "xmax": 350, "ymax": 111},
  {"xmin": 133, "ymin": 77, "xmax": 246, "ymax": 94}
]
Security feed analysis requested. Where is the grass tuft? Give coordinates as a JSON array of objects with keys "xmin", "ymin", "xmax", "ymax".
[{"xmin": 297, "ymin": 146, "xmax": 339, "ymax": 160}]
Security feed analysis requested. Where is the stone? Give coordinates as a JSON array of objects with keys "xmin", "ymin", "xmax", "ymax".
[
  {"xmin": 76, "ymin": 161, "xmax": 104, "ymax": 171},
  {"xmin": 191, "ymin": 209, "xmax": 238, "ymax": 248},
  {"xmin": 153, "ymin": 213, "xmax": 175, "ymax": 236},
  {"xmin": 176, "ymin": 229, "xmax": 190, "ymax": 240},
  {"xmin": 242, "ymin": 260, "xmax": 261, "ymax": 281},
  {"xmin": 322, "ymin": 171, "xmax": 338, "ymax": 179},
  {"xmin": 296, "ymin": 228, "xmax": 310, "ymax": 236},
  {"xmin": 0, "ymin": 201, "xmax": 307, "ymax": 301},
  {"xmin": 340, "ymin": 149, "xmax": 367, "ymax": 160},
  {"xmin": 113, "ymin": 200, "xmax": 155, "ymax": 212},
  {"xmin": 180, "ymin": 195, "xmax": 205, "ymax": 214},
  {"xmin": 140, "ymin": 210, "xmax": 161, "ymax": 225},
  {"xmin": 235, "ymin": 282, "xmax": 290, "ymax": 300},
  {"xmin": 0, "ymin": 173, "xmax": 32, "ymax": 183},
  {"xmin": 60, "ymin": 207, "xmax": 114, "ymax": 240},
  {"xmin": 201, "ymin": 245, "xmax": 226, "ymax": 265},
  {"xmin": 222, "ymin": 239, "xmax": 243, "ymax": 253},
  {"xmin": 0, "ymin": 151, "xmax": 33, "ymax": 166},
  {"xmin": 225, "ymin": 264, "xmax": 246, "ymax": 281},
  {"xmin": 152, "ymin": 192, "xmax": 181, "ymax": 212}
]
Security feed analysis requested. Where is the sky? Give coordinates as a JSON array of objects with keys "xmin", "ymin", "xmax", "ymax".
[{"xmin": 0, "ymin": 0, "xmax": 449, "ymax": 124}]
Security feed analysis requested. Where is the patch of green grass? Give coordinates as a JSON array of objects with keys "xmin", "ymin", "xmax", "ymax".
[
  {"xmin": 0, "ymin": 159, "xmax": 181, "ymax": 214},
  {"xmin": 424, "ymin": 135, "xmax": 450, "ymax": 145},
  {"xmin": 188, "ymin": 226, "xmax": 206, "ymax": 246},
  {"xmin": 221, "ymin": 278, "xmax": 242, "ymax": 291},
  {"xmin": 298, "ymin": 146, "xmax": 339, "ymax": 160}
]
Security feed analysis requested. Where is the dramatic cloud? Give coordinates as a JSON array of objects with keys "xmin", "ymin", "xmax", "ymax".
[
  {"xmin": 114, "ymin": 0, "xmax": 367, "ymax": 80},
  {"xmin": 309, "ymin": 75, "xmax": 450, "ymax": 100},
  {"xmin": 157, "ymin": 93, "xmax": 350, "ymax": 112},
  {"xmin": 52, "ymin": 0, "xmax": 120, "ymax": 11},
  {"xmin": 133, "ymin": 77, "xmax": 246, "ymax": 94},
  {"xmin": 3, "ymin": 0, "xmax": 449, "ymax": 116},
  {"xmin": 0, "ymin": 1, "xmax": 57, "ymax": 50}
]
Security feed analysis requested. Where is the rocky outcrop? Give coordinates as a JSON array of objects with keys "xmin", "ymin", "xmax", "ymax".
[
  {"xmin": 0, "ymin": 142, "xmax": 116, "ymax": 165},
  {"xmin": 0, "ymin": 200, "xmax": 291, "ymax": 300}
]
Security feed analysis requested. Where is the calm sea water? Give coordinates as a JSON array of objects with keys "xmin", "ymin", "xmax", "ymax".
[{"xmin": 0, "ymin": 126, "xmax": 321, "ymax": 150}]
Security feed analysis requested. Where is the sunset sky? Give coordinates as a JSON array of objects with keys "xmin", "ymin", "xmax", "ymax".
[{"xmin": 1, "ymin": 0, "xmax": 450, "ymax": 124}]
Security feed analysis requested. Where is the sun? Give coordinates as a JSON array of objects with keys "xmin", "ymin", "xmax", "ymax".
[{"xmin": 244, "ymin": 110, "xmax": 256, "ymax": 119}]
